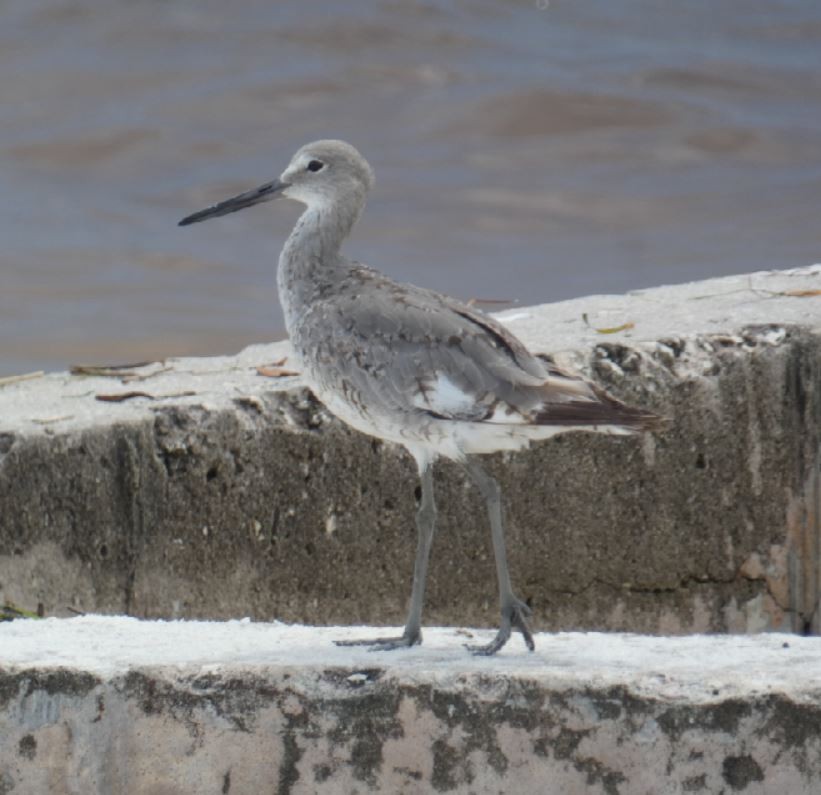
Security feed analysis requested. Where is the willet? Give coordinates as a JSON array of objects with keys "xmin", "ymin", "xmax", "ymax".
[{"xmin": 179, "ymin": 140, "xmax": 662, "ymax": 655}]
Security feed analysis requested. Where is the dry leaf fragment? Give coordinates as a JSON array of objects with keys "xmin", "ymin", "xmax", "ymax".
[
  {"xmin": 1, "ymin": 602, "xmax": 43, "ymax": 621},
  {"xmin": 257, "ymin": 364, "xmax": 299, "ymax": 378},
  {"xmin": 582, "ymin": 314, "xmax": 636, "ymax": 334},
  {"xmin": 122, "ymin": 366, "xmax": 173, "ymax": 383},
  {"xmin": 595, "ymin": 321, "xmax": 635, "ymax": 334}
]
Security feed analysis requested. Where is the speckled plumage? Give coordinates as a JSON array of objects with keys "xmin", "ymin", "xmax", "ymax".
[{"xmin": 180, "ymin": 139, "xmax": 662, "ymax": 655}]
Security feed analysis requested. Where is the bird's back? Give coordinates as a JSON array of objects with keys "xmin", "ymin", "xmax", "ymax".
[{"xmin": 288, "ymin": 261, "xmax": 661, "ymax": 461}]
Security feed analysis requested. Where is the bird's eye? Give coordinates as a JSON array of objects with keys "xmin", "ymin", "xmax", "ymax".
[{"xmin": 306, "ymin": 160, "xmax": 324, "ymax": 172}]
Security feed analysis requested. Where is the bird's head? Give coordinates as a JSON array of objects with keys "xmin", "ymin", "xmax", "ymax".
[{"xmin": 178, "ymin": 139, "xmax": 374, "ymax": 227}]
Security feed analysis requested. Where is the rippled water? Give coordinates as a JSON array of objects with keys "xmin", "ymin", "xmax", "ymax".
[{"xmin": 2, "ymin": 0, "xmax": 821, "ymax": 375}]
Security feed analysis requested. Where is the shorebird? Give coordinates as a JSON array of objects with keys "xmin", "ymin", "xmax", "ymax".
[{"xmin": 179, "ymin": 140, "xmax": 661, "ymax": 655}]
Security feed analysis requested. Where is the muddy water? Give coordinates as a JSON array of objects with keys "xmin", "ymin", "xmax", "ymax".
[{"xmin": 2, "ymin": 0, "xmax": 821, "ymax": 375}]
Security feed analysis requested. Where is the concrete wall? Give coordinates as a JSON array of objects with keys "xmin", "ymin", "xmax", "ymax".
[{"xmin": 1, "ymin": 266, "xmax": 820, "ymax": 634}]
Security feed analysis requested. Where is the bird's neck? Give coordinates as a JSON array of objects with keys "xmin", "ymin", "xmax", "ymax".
[{"xmin": 277, "ymin": 197, "xmax": 363, "ymax": 331}]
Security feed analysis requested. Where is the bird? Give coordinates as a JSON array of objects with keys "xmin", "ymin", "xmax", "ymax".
[{"xmin": 179, "ymin": 139, "xmax": 662, "ymax": 655}]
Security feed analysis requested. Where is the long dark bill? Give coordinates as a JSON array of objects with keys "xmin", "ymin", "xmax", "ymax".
[{"xmin": 178, "ymin": 178, "xmax": 289, "ymax": 226}]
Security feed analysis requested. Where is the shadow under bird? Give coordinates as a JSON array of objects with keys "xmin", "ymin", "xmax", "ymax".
[{"xmin": 179, "ymin": 139, "xmax": 662, "ymax": 655}]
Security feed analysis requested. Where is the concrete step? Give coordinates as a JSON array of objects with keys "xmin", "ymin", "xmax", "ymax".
[{"xmin": 2, "ymin": 616, "xmax": 820, "ymax": 794}]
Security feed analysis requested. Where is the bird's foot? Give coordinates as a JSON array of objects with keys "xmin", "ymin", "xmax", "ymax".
[
  {"xmin": 465, "ymin": 597, "xmax": 535, "ymax": 656},
  {"xmin": 334, "ymin": 628, "xmax": 422, "ymax": 652}
]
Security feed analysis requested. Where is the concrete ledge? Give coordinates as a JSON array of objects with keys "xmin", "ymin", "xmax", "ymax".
[
  {"xmin": 1, "ymin": 266, "xmax": 821, "ymax": 633},
  {"xmin": 2, "ymin": 616, "xmax": 821, "ymax": 794}
]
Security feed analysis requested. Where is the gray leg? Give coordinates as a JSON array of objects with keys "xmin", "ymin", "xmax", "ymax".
[
  {"xmin": 463, "ymin": 458, "xmax": 534, "ymax": 655},
  {"xmin": 335, "ymin": 462, "xmax": 436, "ymax": 651}
]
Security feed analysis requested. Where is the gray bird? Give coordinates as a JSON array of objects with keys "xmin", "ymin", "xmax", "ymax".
[{"xmin": 179, "ymin": 139, "xmax": 661, "ymax": 655}]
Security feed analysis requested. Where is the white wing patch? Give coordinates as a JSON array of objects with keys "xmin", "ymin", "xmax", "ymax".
[{"xmin": 413, "ymin": 373, "xmax": 478, "ymax": 416}]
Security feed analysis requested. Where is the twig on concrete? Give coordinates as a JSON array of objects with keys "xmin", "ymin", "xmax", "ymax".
[
  {"xmin": 95, "ymin": 390, "xmax": 197, "ymax": 403},
  {"xmin": 0, "ymin": 371, "xmax": 44, "ymax": 387},
  {"xmin": 70, "ymin": 361, "xmax": 162, "ymax": 378},
  {"xmin": 466, "ymin": 297, "xmax": 516, "ymax": 308},
  {"xmin": 32, "ymin": 415, "xmax": 75, "ymax": 425},
  {"xmin": 701, "ymin": 276, "xmax": 821, "ymax": 302}
]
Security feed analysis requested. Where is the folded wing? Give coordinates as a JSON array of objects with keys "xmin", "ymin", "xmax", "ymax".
[{"xmin": 297, "ymin": 266, "xmax": 660, "ymax": 433}]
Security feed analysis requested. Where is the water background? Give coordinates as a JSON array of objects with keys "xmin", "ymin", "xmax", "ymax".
[{"xmin": 2, "ymin": 0, "xmax": 821, "ymax": 375}]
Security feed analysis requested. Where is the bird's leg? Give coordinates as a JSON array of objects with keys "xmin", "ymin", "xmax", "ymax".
[
  {"xmin": 334, "ymin": 461, "xmax": 436, "ymax": 651},
  {"xmin": 463, "ymin": 458, "xmax": 534, "ymax": 655}
]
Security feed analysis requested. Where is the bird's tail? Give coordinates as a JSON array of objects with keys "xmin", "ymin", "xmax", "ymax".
[{"xmin": 531, "ymin": 383, "xmax": 666, "ymax": 433}]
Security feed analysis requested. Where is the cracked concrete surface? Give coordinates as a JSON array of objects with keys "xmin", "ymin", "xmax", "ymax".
[{"xmin": 1, "ymin": 267, "xmax": 820, "ymax": 634}]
